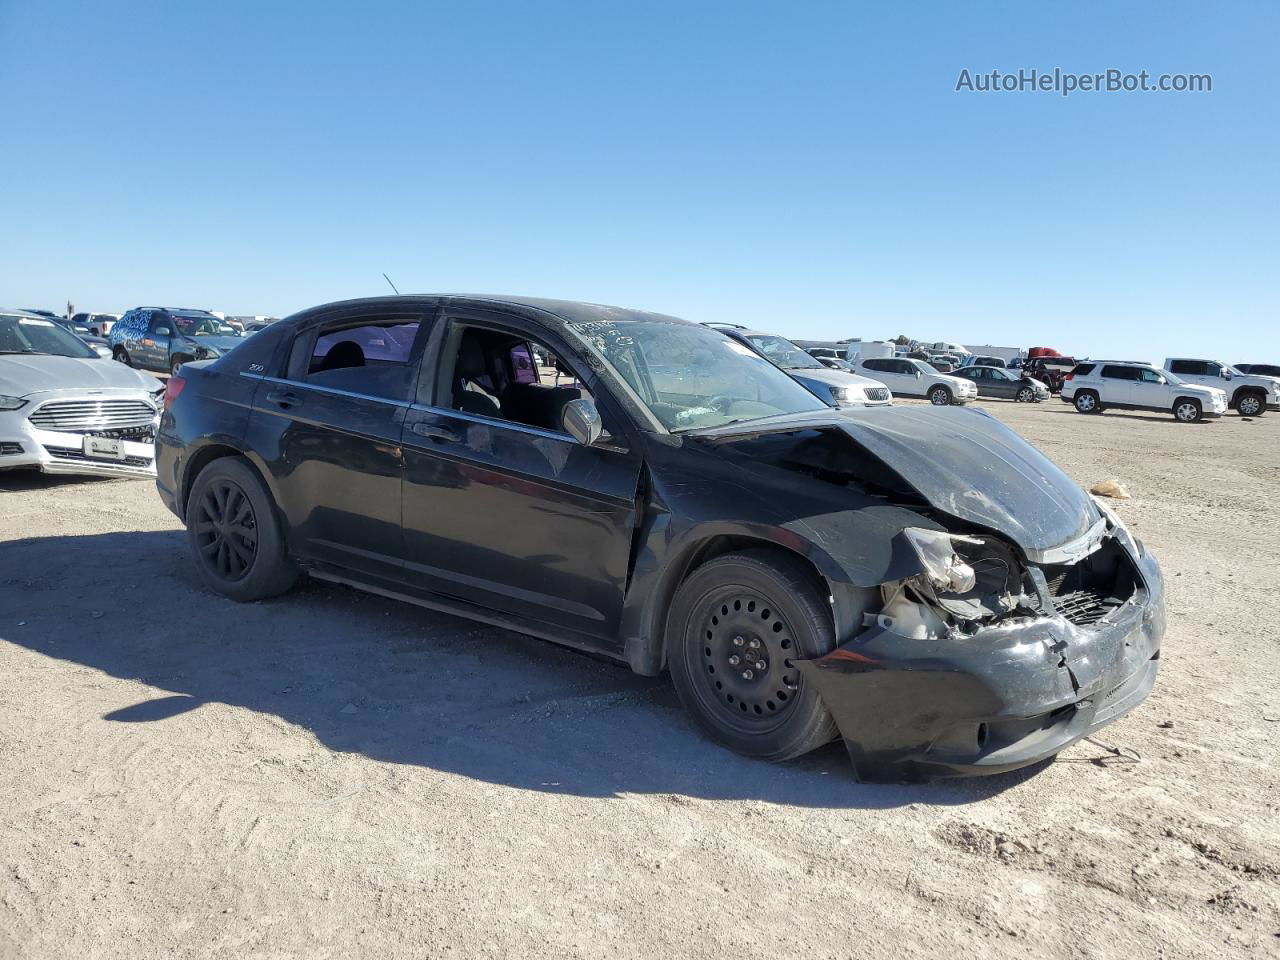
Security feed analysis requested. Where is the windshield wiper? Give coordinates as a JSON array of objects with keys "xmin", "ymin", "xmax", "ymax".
[{"xmin": 0, "ymin": 349, "xmax": 43, "ymax": 355}]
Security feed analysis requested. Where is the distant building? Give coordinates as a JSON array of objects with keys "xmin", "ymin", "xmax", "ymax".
[{"xmin": 963, "ymin": 344, "xmax": 1025, "ymax": 364}]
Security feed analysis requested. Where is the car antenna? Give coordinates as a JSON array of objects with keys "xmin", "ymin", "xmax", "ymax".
[{"xmin": 382, "ymin": 273, "xmax": 401, "ymax": 295}]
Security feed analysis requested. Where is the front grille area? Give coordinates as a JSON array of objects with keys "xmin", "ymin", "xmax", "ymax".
[
  {"xmin": 1042, "ymin": 539, "xmax": 1137, "ymax": 627},
  {"xmin": 28, "ymin": 399, "xmax": 156, "ymax": 433},
  {"xmin": 866, "ymin": 387, "xmax": 891, "ymax": 402},
  {"xmin": 42, "ymin": 445, "xmax": 153, "ymax": 468},
  {"xmin": 0, "ymin": 442, "xmax": 23, "ymax": 456},
  {"xmin": 1044, "ymin": 575, "xmax": 1121, "ymax": 626}
]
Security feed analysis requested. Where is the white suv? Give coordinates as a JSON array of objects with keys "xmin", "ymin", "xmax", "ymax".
[
  {"xmin": 1163, "ymin": 358, "xmax": 1280, "ymax": 418},
  {"xmin": 854, "ymin": 357, "xmax": 979, "ymax": 405},
  {"xmin": 1061, "ymin": 361, "xmax": 1228, "ymax": 423}
]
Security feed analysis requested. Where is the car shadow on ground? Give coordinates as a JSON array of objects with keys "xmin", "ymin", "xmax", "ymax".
[{"xmin": 0, "ymin": 529, "xmax": 1058, "ymax": 810}]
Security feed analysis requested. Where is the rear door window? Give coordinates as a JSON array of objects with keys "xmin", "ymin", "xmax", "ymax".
[
  {"xmin": 1101, "ymin": 365, "xmax": 1140, "ymax": 380},
  {"xmin": 1071, "ymin": 363, "xmax": 1096, "ymax": 376},
  {"xmin": 295, "ymin": 318, "xmax": 425, "ymax": 402}
]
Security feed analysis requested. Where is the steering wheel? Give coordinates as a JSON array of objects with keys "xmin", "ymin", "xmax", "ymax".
[{"xmin": 708, "ymin": 395, "xmax": 736, "ymax": 414}]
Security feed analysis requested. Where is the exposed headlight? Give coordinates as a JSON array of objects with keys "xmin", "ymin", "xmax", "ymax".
[
  {"xmin": 903, "ymin": 527, "xmax": 981, "ymax": 593},
  {"xmin": 0, "ymin": 395, "xmax": 28, "ymax": 411},
  {"xmin": 835, "ymin": 386, "xmax": 864, "ymax": 405}
]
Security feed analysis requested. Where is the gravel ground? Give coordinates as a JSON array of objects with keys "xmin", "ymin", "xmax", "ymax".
[{"xmin": 2, "ymin": 398, "xmax": 1278, "ymax": 959}]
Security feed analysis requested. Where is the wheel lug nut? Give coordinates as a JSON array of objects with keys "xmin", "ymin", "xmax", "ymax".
[
  {"xmin": 748, "ymin": 639, "xmax": 761, "ymax": 649},
  {"xmin": 757, "ymin": 661, "xmax": 767, "ymax": 672},
  {"xmin": 728, "ymin": 655, "xmax": 740, "ymax": 666},
  {"xmin": 733, "ymin": 636, "xmax": 745, "ymax": 647},
  {"xmin": 741, "ymin": 669, "xmax": 754, "ymax": 680}
]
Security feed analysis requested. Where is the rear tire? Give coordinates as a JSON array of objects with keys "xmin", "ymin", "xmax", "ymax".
[
  {"xmin": 667, "ymin": 549, "xmax": 838, "ymax": 762},
  {"xmin": 1173, "ymin": 398, "xmax": 1203, "ymax": 423},
  {"xmin": 928, "ymin": 385, "xmax": 953, "ymax": 406},
  {"xmin": 1074, "ymin": 391, "xmax": 1100, "ymax": 414},
  {"xmin": 186, "ymin": 456, "xmax": 298, "ymax": 602},
  {"xmin": 1235, "ymin": 392, "xmax": 1265, "ymax": 417}
]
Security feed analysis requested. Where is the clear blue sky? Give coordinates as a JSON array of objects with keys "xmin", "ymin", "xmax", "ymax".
[{"xmin": 2, "ymin": 1, "xmax": 1276, "ymax": 362}]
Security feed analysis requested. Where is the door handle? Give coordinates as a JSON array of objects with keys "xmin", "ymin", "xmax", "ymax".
[
  {"xmin": 266, "ymin": 389, "xmax": 300, "ymax": 409},
  {"xmin": 411, "ymin": 422, "xmax": 462, "ymax": 443}
]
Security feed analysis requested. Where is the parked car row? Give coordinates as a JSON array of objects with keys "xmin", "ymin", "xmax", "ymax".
[{"xmin": 1, "ymin": 308, "xmax": 163, "ymax": 478}]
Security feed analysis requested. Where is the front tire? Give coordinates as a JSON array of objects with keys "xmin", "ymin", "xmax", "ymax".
[
  {"xmin": 114, "ymin": 348, "xmax": 132, "ymax": 366},
  {"xmin": 1016, "ymin": 386, "xmax": 1035, "ymax": 403},
  {"xmin": 667, "ymin": 549, "xmax": 838, "ymax": 762},
  {"xmin": 186, "ymin": 456, "xmax": 298, "ymax": 602},
  {"xmin": 1173, "ymin": 398, "xmax": 1203, "ymax": 423},
  {"xmin": 928, "ymin": 385, "xmax": 953, "ymax": 406},
  {"xmin": 1235, "ymin": 392, "xmax": 1265, "ymax": 417}
]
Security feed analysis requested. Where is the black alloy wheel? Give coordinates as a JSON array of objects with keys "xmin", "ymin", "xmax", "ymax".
[{"xmin": 192, "ymin": 477, "xmax": 259, "ymax": 582}]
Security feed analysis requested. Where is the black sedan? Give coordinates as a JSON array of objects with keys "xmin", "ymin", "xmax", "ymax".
[
  {"xmin": 953, "ymin": 365, "xmax": 1052, "ymax": 402},
  {"xmin": 156, "ymin": 295, "xmax": 1164, "ymax": 782}
]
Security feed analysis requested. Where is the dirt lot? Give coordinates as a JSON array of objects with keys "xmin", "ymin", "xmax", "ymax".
[{"xmin": 2, "ymin": 398, "xmax": 1278, "ymax": 959}]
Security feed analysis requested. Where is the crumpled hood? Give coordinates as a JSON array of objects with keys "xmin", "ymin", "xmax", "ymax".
[
  {"xmin": 696, "ymin": 405, "xmax": 1100, "ymax": 553},
  {"xmin": 0, "ymin": 354, "xmax": 162, "ymax": 396}
]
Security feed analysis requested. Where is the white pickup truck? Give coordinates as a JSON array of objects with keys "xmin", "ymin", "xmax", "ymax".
[{"xmin": 1163, "ymin": 359, "xmax": 1280, "ymax": 417}]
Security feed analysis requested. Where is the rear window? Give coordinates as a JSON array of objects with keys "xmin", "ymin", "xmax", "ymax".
[{"xmin": 1071, "ymin": 363, "xmax": 1096, "ymax": 376}]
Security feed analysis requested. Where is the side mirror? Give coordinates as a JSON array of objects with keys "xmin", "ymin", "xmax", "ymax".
[
  {"xmin": 914, "ymin": 370, "xmax": 923, "ymax": 378},
  {"xmin": 1222, "ymin": 369, "xmax": 1233, "ymax": 380},
  {"xmin": 561, "ymin": 397, "xmax": 603, "ymax": 446},
  {"xmin": 154, "ymin": 326, "xmax": 171, "ymax": 336}
]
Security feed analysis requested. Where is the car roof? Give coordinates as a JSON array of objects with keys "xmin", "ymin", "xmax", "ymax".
[
  {"xmin": 286, "ymin": 295, "xmax": 699, "ymax": 332},
  {"xmin": 706, "ymin": 323, "xmax": 770, "ymax": 337}
]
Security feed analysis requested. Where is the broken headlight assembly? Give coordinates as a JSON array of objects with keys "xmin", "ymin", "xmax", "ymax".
[
  {"xmin": 1091, "ymin": 498, "xmax": 1146, "ymax": 558},
  {"xmin": 870, "ymin": 528, "xmax": 1042, "ymax": 639}
]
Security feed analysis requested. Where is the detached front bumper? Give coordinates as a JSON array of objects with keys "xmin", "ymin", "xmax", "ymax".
[{"xmin": 797, "ymin": 548, "xmax": 1165, "ymax": 783}]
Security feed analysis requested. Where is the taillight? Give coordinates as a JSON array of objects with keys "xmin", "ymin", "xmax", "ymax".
[
  {"xmin": 163, "ymin": 376, "xmax": 187, "ymax": 409},
  {"xmin": 1064, "ymin": 373, "xmax": 1074, "ymax": 381}
]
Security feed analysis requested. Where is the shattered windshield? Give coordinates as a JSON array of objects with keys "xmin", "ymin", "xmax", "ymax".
[
  {"xmin": 572, "ymin": 320, "xmax": 829, "ymax": 431},
  {"xmin": 0, "ymin": 314, "xmax": 98, "ymax": 358}
]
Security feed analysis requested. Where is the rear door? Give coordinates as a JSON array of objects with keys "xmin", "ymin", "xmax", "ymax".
[
  {"xmin": 1099, "ymin": 365, "xmax": 1140, "ymax": 405},
  {"xmin": 399, "ymin": 308, "xmax": 643, "ymax": 643},
  {"xmin": 244, "ymin": 305, "xmax": 432, "ymax": 579}
]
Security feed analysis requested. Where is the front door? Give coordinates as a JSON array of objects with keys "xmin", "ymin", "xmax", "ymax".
[
  {"xmin": 145, "ymin": 314, "xmax": 173, "ymax": 371},
  {"xmin": 400, "ymin": 313, "xmax": 643, "ymax": 643}
]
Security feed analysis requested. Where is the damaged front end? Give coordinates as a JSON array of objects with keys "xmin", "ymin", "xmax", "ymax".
[
  {"xmin": 797, "ymin": 504, "xmax": 1165, "ymax": 783},
  {"xmin": 688, "ymin": 406, "xmax": 1166, "ymax": 782}
]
